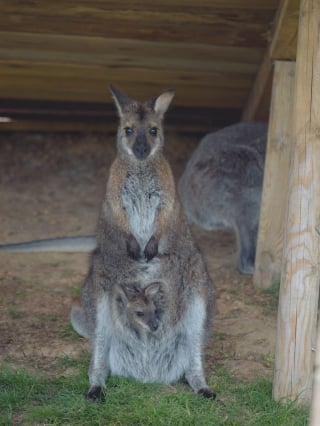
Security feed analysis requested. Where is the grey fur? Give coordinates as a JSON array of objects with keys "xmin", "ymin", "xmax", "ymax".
[
  {"xmin": 0, "ymin": 236, "xmax": 96, "ymax": 252},
  {"xmin": 178, "ymin": 121, "xmax": 267, "ymax": 274},
  {"xmin": 72, "ymin": 86, "xmax": 216, "ymax": 401}
]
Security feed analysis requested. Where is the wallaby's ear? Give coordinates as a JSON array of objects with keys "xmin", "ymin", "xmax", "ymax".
[
  {"xmin": 153, "ymin": 89, "xmax": 175, "ymax": 119},
  {"xmin": 122, "ymin": 283, "xmax": 140, "ymax": 301},
  {"xmin": 145, "ymin": 282, "xmax": 161, "ymax": 298},
  {"xmin": 109, "ymin": 84, "xmax": 132, "ymax": 116}
]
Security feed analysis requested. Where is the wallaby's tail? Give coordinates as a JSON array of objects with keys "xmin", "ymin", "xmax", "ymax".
[
  {"xmin": 70, "ymin": 299, "xmax": 91, "ymax": 340},
  {"xmin": 0, "ymin": 236, "xmax": 96, "ymax": 252}
]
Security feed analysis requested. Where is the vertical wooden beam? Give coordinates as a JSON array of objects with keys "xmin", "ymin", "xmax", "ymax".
[
  {"xmin": 254, "ymin": 61, "xmax": 295, "ymax": 289},
  {"xmin": 273, "ymin": 0, "xmax": 320, "ymax": 404}
]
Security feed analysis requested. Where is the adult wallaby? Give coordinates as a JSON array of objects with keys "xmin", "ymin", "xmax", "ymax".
[
  {"xmin": 71, "ymin": 85, "xmax": 216, "ymax": 401},
  {"xmin": 178, "ymin": 122, "xmax": 267, "ymax": 274}
]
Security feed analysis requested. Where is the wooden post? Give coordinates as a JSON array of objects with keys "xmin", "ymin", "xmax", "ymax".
[
  {"xmin": 273, "ymin": 0, "xmax": 320, "ymax": 404},
  {"xmin": 310, "ymin": 323, "xmax": 320, "ymax": 425},
  {"xmin": 254, "ymin": 61, "xmax": 295, "ymax": 289}
]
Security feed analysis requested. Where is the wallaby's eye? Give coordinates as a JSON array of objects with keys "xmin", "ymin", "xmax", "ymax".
[
  {"xmin": 149, "ymin": 127, "xmax": 158, "ymax": 136},
  {"xmin": 124, "ymin": 127, "xmax": 134, "ymax": 136},
  {"xmin": 136, "ymin": 311, "xmax": 144, "ymax": 317}
]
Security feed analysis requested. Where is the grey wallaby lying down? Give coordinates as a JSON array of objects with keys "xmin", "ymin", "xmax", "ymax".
[
  {"xmin": 69, "ymin": 85, "xmax": 216, "ymax": 402},
  {"xmin": 178, "ymin": 121, "xmax": 267, "ymax": 274}
]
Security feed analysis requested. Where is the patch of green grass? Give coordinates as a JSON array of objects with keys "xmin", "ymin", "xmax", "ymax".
[
  {"xmin": 0, "ymin": 362, "xmax": 308, "ymax": 426},
  {"xmin": 44, "ymin": 314, "xmax": 58, "ymax": 322},
  {"xmin": 5, "ymin": 305, "xmax": 23, "ymax": 319},
  {"xmin": 260, "ymin": 352, "xmax": 274, "ymax": 369},
  {"xmin": 261, "ymin": 283, "xmax": 280, "ymax": 313},
  {"xmin": 0, "ymin": 366, "xmax": 51, "ymax": 425},
  {"xmin": 15, "ymin": 289, "xmax": 28, "ymax": 297},
  {"xmin": 214, "ymin": 331, "xmax": 228, "ymax": 341},
  {"xmin": 58, "ymin": 354, "xmax": 89, "ymax": 369}
]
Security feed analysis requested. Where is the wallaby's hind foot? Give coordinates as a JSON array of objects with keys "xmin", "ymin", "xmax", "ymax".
[
  {"xmin": 86, "ymin": 386, "xmax": 106, "ymax": 403},
  {"xmin": 198, "ymin": 387, "xmax": 216, "ymax": 399}
]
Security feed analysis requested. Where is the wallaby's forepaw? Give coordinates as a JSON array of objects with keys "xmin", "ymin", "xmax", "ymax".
[
  {"xmin": 144, "ymin": 236, "xmax": 158, "ymax": 261},
  {"xmin": 198, "ymin": 388, "xmax": 216, "ymax": 399},
  {"xmin": 86, "ymin": 385, "xmax": 106, "ymax": 403},
  {"xmin": 126, "ymin": 235, "xmax": 141, "ymax": 260}
]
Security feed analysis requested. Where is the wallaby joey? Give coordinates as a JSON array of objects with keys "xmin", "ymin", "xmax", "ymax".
[
  {"xmin": 71, "ymin": 85, "xmax": 216, "ymax": 402},
  {"xmin": 117, "ymin": 282, "xmax": 162, "ymax": 334},
  {"xmin": 178, "ymin": 122, "xmax": 267, "ymax": 274},
  {"xmin": 71, "ymin": 282, "xmax": 162, "ymax": 339}
]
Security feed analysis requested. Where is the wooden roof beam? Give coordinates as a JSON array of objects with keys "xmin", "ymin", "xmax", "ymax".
[
  {"xmin": 270, "ymin": 0, "xmax": 300, "ymax": 60},
  {"xmin": 241, "ymin": 50, "xmax": 273, "ymax": 121},
  {"xmin": 241, "ymin": 0, "xmax": 300, "ymax": 121}
]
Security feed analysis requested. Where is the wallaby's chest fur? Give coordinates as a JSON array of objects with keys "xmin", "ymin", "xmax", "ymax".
[{"xmin": 121, "ymin": 165, "xmax": 162, "ymax": 250}]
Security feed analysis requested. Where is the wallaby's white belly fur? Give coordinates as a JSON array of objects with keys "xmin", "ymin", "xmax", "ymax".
[
  {"xmin": 97, "ymin": 294, "xmax": 205, "ymax": 385},
  {"xmin": 122, "ymin": 173, "xmax": 160, "ymax": 250}
]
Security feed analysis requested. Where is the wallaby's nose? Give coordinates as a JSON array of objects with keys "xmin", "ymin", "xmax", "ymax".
[
  {"xmin": 133, "ymin": 139, "xmax": 150, "ymax": 160},
  {"xmin": 149, "ymin": 321, "xmax": 159, "ymax": 332}
]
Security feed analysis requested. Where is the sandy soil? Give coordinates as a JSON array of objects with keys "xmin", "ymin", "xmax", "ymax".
[{"xmin": 0, "ymin": 131, "xmax": 276, "ymax": 382}]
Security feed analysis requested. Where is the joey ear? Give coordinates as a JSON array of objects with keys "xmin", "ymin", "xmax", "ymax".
[
  {"xmin": 122, "ymin": 283, "xmax": 140, "ymax": 301},
  {"xmin": 153, "ymin": 89, "xmax": 175, "ymax": 119},
  {"xmin": 109, "ymin": 84, "xmax": 133, "ymax": 116},
  {"xmin": 144, "ymin": 282, "xmax": 161, "ymax": 298}
]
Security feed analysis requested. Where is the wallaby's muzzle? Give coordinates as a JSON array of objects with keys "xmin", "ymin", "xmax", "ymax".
[{"xmin": 133, "ymin": 138, "xmax": 151, "ymax": 160}]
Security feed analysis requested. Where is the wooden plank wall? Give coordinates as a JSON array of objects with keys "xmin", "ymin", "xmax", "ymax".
[{"xmin": 0, "ymin": 0, "xmax": 279, "ymax": 131}]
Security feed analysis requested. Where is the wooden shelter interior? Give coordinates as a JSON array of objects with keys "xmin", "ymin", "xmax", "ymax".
[
  {"xmin": 2, "ymin": 0, "xmax": 320, "ymax": 412},
  {"xmin": 0, "ymin": 1, "xmax": 298, "ymax": 133}
]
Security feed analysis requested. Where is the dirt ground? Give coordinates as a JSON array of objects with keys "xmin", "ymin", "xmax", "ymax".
[{"xmin": 0, "ymin": 130, "xmax": 276, "ymax": 383}]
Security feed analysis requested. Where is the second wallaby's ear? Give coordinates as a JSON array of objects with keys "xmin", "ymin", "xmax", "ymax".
[
  {"xmin": 122, "ymin": 283, "xmax": 140, "ymax": 301},
  {"xmin": 109, "ymin": 84, "xmax": 132, "ymax": 116},
  {"xmin": 153, "ymin": 89, "xmax": 175, "ymax": 119},
  {"xmin": 145, "ymin": 282, "xmax": 161, "ymax": 298}
]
